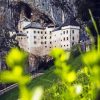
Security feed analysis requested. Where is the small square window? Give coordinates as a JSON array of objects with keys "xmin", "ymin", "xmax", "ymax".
[
  {"xmin": 72, "ymin": 30, "xmax": 74, "ymax": 33},
  {"xmin": 41, "ymin": 36, "xmax": 43, "ymax": 39},
  {"xmin": 34, "ymin": 31, "xmax": 36, "ymax": 33},
  {"xmin": 41, "ymin": 42, "xmax": 43, "ymax": 44},
  {"xmin": 34, "ymin": 36, "xmax": 36, "ymax": 39},
  {"xmin": 34, "ymin": 41, "xmax": 36, "ymax": 44},
  {"xmin": 63, "ymin": 31, "xmax": 65, "ymax": 34},
  {"xmin": 50, "ymin": 42, "xmax": 52, "ymax": 44},
  {"xmin": 72, "ymin": 42, "xmax": 74, "ymax": 46},
  {"xmin": 73, "ymin": 37, "xmax": 74, "ymax": 40}
]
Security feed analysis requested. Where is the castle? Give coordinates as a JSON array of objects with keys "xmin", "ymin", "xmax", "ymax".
[{"xmin": 16, "ymin": 16, "xmax": 80, "ymax": 56}]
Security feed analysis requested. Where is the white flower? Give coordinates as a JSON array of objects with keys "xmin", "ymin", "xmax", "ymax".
[{"xmin": 75, "ymin": 84, "xmax": 83, "ymax": 94}]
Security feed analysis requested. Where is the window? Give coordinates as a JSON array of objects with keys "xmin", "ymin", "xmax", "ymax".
[
  {"xmin": 50, "ymin": 42, "xmax": 52, "ymax": 44},
  {"xmin": 64, "ymin": 37, "xmax": 65, "ymax": 41},
  {"xmin": 45, "ymin": 32, "xmax": 46, "ymax": 34},
  {"xmin": 72, "ymin": 30, "xmax": 74, "ymax": 33},
  {"xmin": 63, "ymin": 31, "xmax": 65, "ymax": 34},
  {"xmin": 50, "ymin": 31, "xmax": 52, "ymax": 34},
  {"xmin": 45, "ymin": 46, "xmax": 47, "ymax": 48},
  {"xmin": 34, "ymin": 36, "xmax": 36, "ymax": 39},
  {"xmin": 45, "ymin": 37, "xmax": 46, "ymax": 39},
  {"xmin": 45, "ymin": 41, "xmax": 46, "ymax": 44},
  {"xmin": 41, "ymin": 31, "xmax": 43, "ymax": 34},
  {"xmin": 67, "ymin": 30, "xmax": 68, "ymax": 33},
  {"xmin": 72, "ymin": 42, "xmax": 74, "ymax": 46},
  {"xmin": 73, "ymin": 37, "xmax": 74, "ymax": 40},
  {"xmin": 38, "ymin": 31, "xmax": 39, "ymax": 33},
  {"xmin": 34, "ymin": 41, "xmax": 36, "ymax": 44},
  {"xmin": 67, "ymin": 45, "xmax": 68, "ymax": 47},
  {"xmin": 67, "ymin": 37, "xmax": 68, "ymax": 40},
  {"xmin": 64, "ymin": 45, "xmax": 65, "ymax": 47},
  {"xmin": 27, "ymin": 31, "xmax": 28, "ymax": 33},
  {"xmin": 50, "ymin": 36, "xmax": 51, "ymax": 39},
  {"xmin": 41, "ymin": 36, "xmax": 43, "ymax": 39},
  {"xmin": 41, "ymin": 42, "xmax": 43, "ymax": 44},
  {"xmin": 34, "ymin": 31, "xmax": 36, "ymax": 33}
]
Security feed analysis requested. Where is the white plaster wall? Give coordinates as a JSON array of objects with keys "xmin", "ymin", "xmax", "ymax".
[
  {"xmin": 52, "ymin": 30, "xmax": 61, "ymax": 48},
  {"xmin": 17, "ymin": 25, "xmax": 80, "ymax": 56},
  {"xmin": 24, "ymin": 28, "xmax": 55, "ymax": 56},
  {"xmin": 16, "ymin": 35, "xmax": 29, "ymax": 52},
  {"xmin": 61, "ymin": 25, "xmax": 80, "ymax": 49}
]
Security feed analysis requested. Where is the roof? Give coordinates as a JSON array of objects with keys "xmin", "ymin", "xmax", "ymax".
[
  {"xmin": 52, "ymin": 17, "xmax": 79, "ymax": 32},
  {"xmin": 19, "ymin": 16, "xmax": 30, "ymax": 22},
  {"xmin": 17, "ymin": 32, "xmax": 27, "ymax": 36},
  {"xmin": 52, "ymin": 27, "xmax": 61, "ymax": 32},
  {"xmin": 62, "ymin": 17, "xmax": 79, "ymax": 27},
  {"xmin": 46, "ymin": 23, "xmax": 58, "ymax": 28},
  {"xmin": 23, "ymin": 21, "xmax": 44, "ymax": 29}
]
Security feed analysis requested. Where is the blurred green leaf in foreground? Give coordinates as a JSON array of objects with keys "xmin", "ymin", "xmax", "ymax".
[{"xmin": 0, "ymin": 48, "xmax": 43, "ymax": 100}]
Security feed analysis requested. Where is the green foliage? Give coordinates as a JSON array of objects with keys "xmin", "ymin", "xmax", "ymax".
[
  {"xmin": 49, "ymin": 9, "xmax": 100, "ymax": 100},
  {"xmin": 0, "ymin": 48, "xmax": 43, "ymax": 100}
]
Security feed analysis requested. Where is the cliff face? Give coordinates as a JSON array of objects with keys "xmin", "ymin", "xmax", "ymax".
[
  {"xmin": 29, "ymin": 0, "xmax": 77, "ymax": 25},
  {"xmin": 0, "ymin": 0, "xmax": 100, "ymax": 29},
  {"xmin": 14, "ymin": 0, "xmax": 77, "ymax": 25}
]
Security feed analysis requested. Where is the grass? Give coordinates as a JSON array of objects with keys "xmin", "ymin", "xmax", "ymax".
[{"xmin": 0, "ymin": 55, "xmax": 82, "ymax": 100}]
